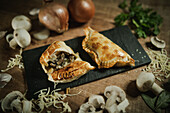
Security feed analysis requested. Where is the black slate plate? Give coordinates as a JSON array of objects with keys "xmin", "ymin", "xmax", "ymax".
[{"xmin": 22, "ymin": 26, "xmax": 151, "ymax": 99}]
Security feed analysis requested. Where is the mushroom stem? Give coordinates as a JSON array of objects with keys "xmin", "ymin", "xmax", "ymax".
[
  {"xmin": 105, "ymin": 103, "xmax": 118, "ymax": 113},
  {"xmin": 9, "ymin": 38, "xmax": 18, "ymax": 49},
  {"xmin": 136, "ymin": 72, "xmax": 164, "ymax": 96},
  {"xmin": 151, "ymin": 83, "xmax": 164, "ymax": 95},
  {"xmin": 117, "ymin": 98, "xmax": 129, "ymax": 112}
]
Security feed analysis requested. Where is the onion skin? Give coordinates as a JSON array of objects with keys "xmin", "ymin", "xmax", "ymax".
[
  {"xmin": 39, "ymin": 2, "xmax": 69, "ymax": 33},
  {"xmin": 68, "ymin": 0, "xmax": 95, "ymax": 23}
]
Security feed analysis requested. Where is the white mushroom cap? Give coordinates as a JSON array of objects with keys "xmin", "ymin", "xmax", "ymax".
[
  {"xmin": 12, "ymin": 15, "xmax": 32, "ymax": 31},
  {"xmin": 104, "ymin": 85, "xmax": 126, "ymax": 103},
  {"xmin": 78, "ymin": 102, "xmax": 96, "ymax": 113},
  {"xmin": 1, "ymin": 91, "xmax": 23, "ymax": 112},
  {"xmin": 88, "ymin": 94, "xmax": 105, "ymax": 109},
  {"xmin": 9, "ymin": 29, "xmax": 31, "ymax": 49},
  {"xmin": 136, "ymin": 72, "xmax": 155, "ymax": 92},
  {"xmin": 0, "ymin": 73, "xmax": 12, "ymax": 88},
  {"xmin": 151, "ymin": 37, "xmax": 166, "ymax": 49},
  {"xmin": 136, "ymin": 72, "xmax": 164, "ymax": 95}
]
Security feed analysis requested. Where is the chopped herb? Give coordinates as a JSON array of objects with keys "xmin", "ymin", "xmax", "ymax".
[
  {"xmin": 114, "ymin": 0, "xmax": 163, "ymax": 38},
  {"xmin": 118, "ymin": 0, "xmax": 127, "ymax": 9}
]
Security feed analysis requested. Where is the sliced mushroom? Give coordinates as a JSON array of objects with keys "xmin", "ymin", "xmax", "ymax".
[
  {"xmin": 88, "ymin": 95, "xmax": 105, "ymax": 109},
  {"xmin": 117, "ymin": 98, "xmax": 129, "ymax": 112},
  {"xmin": 105, "ymin": 94, "xmax": 119, "ymax": 113},
  {"xmin": 136, "ymin": 72, "xmax": 164, "ymax": 95},
  {"xmin": 10, "ymin": 98, "xmax": 22, "ymax": 113},
  {"xmin": 105, "ymin": 103, "xmax": 118, "ymax": 113},
  {"xmin": 0, "ymin": 31, "xmax": 7, "ymax": 39},
  {"xmin": 33, "ymin": 28, "xmax": 50, "ymax": 40},
  {"xmin": 0, "ymin": 73, "xmax": 12, "ymax": 88},
  {"xmin": 6, "ymin": 34, "xmax": 14, "ymax": 43},
  {"xmin": 79, "ymin": 85, "xmax": 129, "ymax": 113},
  {"xmin": 29, "ymin": 8, "xmax": 40, "ymax": 16},
  {"xmin": 1, "ymin": 91, "xmax": 23, "ymax": 112},
  {"xmin": 105, "ymin": 94, "xmax": 116, "ymax": 108},
  {"xmin": 9, "ymin": 28, "xmax": 31, "ymax": 49},
  {"xmin": 22, "ymin": 100, "xmax": 32, "ymax": 113},
  {"xmin": 78, "ymin": 102, "xmax": 96, "ymax": 113},
  {"xmin": 104, "ymin": 85, "xmax": 129, "ymax": 113},
  {"xmin": 104, "ymin": 85, "xmax": 126, "ymax": 103},
  {"xmin": 12, "ymin": 15, "xmax": 32, "ymax": 31},
  {"xmin": 151, "ymin": 37, "xmax": 166, "ymax": 49}
]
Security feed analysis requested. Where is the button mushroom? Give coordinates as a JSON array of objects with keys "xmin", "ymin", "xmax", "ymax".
[
  {"xmin": 151, "ymin": 37, "xmax": 166, "ymax": 49},
  {"xmin": 88, "ymin": 94, "xmax": 105, "ymax": 109},
  {"xmin": 9, "ymin": 28, "xmax": 31, "ymax": 49},
  {"xmin": 12, "ymin": 15, "xmax": 32, "ymax": 31},
  {"xmin": 1, "ymin": 91, "xmax": 24, "ymax": 112},
  {"xmin": 136, "ymin": 72, "xmax": 164, "ymax": 95}
]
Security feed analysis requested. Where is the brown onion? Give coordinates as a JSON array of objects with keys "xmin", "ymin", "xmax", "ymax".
[
  {"xmin": 38, "ymin": 2, "xmax": 69, "ymax": 33},
  {"xmin": 68, "ymin": 0, "xmax": 95, "ymax": 23}
]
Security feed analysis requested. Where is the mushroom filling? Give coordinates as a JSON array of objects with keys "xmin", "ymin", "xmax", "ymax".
[{"xmin": 46, "ymin": 51, "xmax": 76, "ymax": 73}]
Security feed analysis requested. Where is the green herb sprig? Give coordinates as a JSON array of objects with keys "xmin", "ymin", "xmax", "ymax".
[{"xmin": 114, "ymin": 0, "xmax": 163, "ymax": 38}]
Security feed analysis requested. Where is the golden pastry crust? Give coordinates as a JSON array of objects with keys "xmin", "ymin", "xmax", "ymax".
[
  {"xmin": 40, "ymin": 41, "xmax": 95, "ymax": 83},
  {"xmin": 51, "ymin": 61, "xmax": 94, "ymax": 83},
  {"xmin": 82, "ymin": 27, "xmax": 135, "ymax": 68}
]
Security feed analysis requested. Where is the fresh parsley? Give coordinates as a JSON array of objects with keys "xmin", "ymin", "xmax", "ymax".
[{"xmin": 114, "ymin": 0, "xmax": 163, "ymax": 38}]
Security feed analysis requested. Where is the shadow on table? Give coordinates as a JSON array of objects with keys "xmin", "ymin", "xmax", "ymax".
[{"xmin": 126, "ymin": 80, "xmax": 140, "ymax": 97}]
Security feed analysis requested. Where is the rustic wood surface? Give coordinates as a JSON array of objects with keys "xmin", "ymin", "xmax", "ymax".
[{"xmin": 0, "ymin": 0, "xmax": 169, "ymax": 113}]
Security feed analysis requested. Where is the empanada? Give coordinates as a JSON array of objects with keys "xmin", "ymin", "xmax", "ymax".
[
  {"xmin": 82, "ymin": 27, "xmax": 135, "ymax": 68},
  {"xmin": 40, "ymin": 41, "xmax": 95, "ymax": 83}
]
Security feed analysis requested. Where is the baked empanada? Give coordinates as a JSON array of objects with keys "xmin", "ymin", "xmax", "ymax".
[
  {"xmin": 82, "ymin": 27, "xmax": 135, "ymax": 68},
  {"xmin": 40, "ymin": 41, "xmax": 95, "ymax": 83}
]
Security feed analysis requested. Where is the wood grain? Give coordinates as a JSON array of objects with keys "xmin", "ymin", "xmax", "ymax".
[{"xmin": 0, "ymin": 0, "xmax": 169, "ymax": 113}]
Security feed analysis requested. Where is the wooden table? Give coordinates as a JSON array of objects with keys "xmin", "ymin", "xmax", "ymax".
[{"xmin": 0, "ymin": 0, "xmax": 169, "ymax": 113}]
